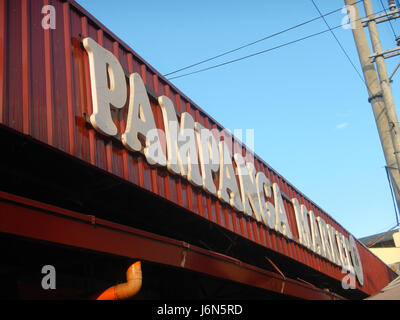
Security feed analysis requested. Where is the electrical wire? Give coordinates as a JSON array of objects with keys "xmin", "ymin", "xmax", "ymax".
[
  {"xmin": 373, "ymin": 221, "xmax": 400, "ymax": 234},
  {"xmin": 167, "ymin": 8, "xmax": 386, "ymax": 81},
  {"xmin": 310, "ymin": 0, "xmax": 365, "ymax": 84},
  {"xmin": 167, "ymin": 30, "xmax": 331, "ymax": 80},
  {"xmin": 385, "ymin": 166, "xmax": 400, "ymax": 225},
  {"xmin": 163, "ymin": 0, "xmax": 364, "ymax": 77},
  {"xmin": 378, "ymin": 0, "xmax": 398, "ymax": 38}
]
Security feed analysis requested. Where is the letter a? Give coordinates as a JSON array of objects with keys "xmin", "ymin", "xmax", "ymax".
[
  {"xmin": 41, "ymin": 265, "xmax": 56, "ymax": 290},
  {"xmin": 42, "ymin": 5, "xmax": 56, "ymax": 30}
]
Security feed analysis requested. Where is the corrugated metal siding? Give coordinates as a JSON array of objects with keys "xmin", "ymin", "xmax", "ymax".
[{"xmin": 0, "ymin": 0, "xmax": 396, "ymax": 296}]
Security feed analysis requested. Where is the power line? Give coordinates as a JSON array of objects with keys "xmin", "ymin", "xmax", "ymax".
[
  {"xmin": 167, "ymin": 8, "xmax": 385, "ymax": 81},
  {"xmin": 163, "ymin": 0, "xmax": 364, "ymax": 77},
  {"xmin": 385, "ymin": 166, "xmax": 400, "ymax": 226},
  {"xmin": 378, "ymin": 0, "xmax": 398, "ymax": 39},
  {"xmin": 310, "ymin": 0, "xmax": 365, "ymax": 83},
  {"xmin": 167, "ymin": 30, "xmax": 333, "ymax": 80}
]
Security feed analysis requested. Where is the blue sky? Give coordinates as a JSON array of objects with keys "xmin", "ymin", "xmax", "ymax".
[{"xmin": 76, "ymin": 0, "xmax": 400, "ymax": 239}]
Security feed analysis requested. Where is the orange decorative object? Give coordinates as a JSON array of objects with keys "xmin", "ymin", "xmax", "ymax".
[{"xmin": 96, "ymin": 261, "xmax": 142, "ymax": 300}]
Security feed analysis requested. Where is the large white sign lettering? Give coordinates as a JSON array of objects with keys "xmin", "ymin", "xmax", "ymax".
[{"xmin": 83, "ymin": 37, "xmax": 363, "ymax": 286}]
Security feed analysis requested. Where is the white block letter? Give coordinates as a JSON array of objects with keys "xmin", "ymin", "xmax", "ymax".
[
  {"xmin": 291, "ymin": 198, "xmax": 312, "ymax": 249},
  {"xmin": 195, "ymin": 123, "xmax": 219, "ymax": 195},
  {"xmin": 83, "ymin": 37, "xmax": 127, "ymax": 136},
  {"xmin": 218, "ymin": 141, "xmax": 243, "ymax": 212},
  {"xmin": 309, "ymin": 210, "xmax": 325, "ymax": 256},
  {"xmin": 255, "ymin": 172, "xmax": 276, "ymax": 229},
  {"xmin": 272, "ymin": 183, "xmax": 293, "ymax": 239},
  {"xmin": 327, "ymin": 224, "xmax": 342, "ymax": 266},
  {"xmin": 234, "ymin": 153, "xmax": 262, "ymax": 222},
  {"xmin": 348, "ymin": 235, "xmax": 364, "ymax": 286},
  {"xmin": 317, "ymin": 216, "xmax": 333, "ymax": 262},
  {"xmin": 122, "ymin": 73, "xmax": 166, "ymax": 166},
  {"xmin": 158, "ymin": 96, "xmax": 202, "ymax": 186}
]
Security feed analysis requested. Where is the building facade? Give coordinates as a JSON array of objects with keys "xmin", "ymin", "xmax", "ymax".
[
  {"xmin": 360, "ymin": 229, "xmax": 400, "ymax": 275},
  {"xmin": 0, "ymin": 0, "xmax": 397, "ymax": 300}
]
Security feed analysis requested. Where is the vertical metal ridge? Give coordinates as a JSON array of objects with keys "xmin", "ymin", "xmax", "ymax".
[
  {"xmin": 173, "ymin": 94, "xmax": 184, "ymax": 207},
  {"xmin": 287, "ymin": 186, "xmax": 298, "ymax": 262},
  {"xmin": 138, "ymin": 64, "xmax": 153, "ymax": 192},
  {"xmin": 251, "ymin": 221, "xmax": 260, "ymax": 245},
  {"xmin": 63, "ymin": 1, "xmax": 76, "ymax": 156},
  {"xmin": 151, "ymin": 73, "xmax": 165, "ymax": 198},
  {"xmin": 247, "ymin": 217, "xmax": 254, "ymax": 242},
  {"xmin": 207, "ymin": 198, "xmax": 214, "ymax": 223},
  {"xmin": 258, "ymin": 223, "xmax": 266, "ymax": 246},
  {"xmin": 198, "ymin": 192, "xmax": 205, "ymax": 218},
  {"xmin": 186, "ymin": 184, "xmax": 193, "ymax": 212},
  {"xmin": 222, "ymin": 207, "xmax": 231, "ymax": 231},
  {"xmin": 146, "ymin": 73, "xmax": 159, "ymax": 195},
  {"xmin": 210, "ymin": 199, "xmax": 217, "ymax": 224},
  {"xmin": 112, "ymin": 40, "xmax": 128, "ymax": 180},
  {"xmin": 265, "ymin": 226, "xmax": 272, "ymax": 249},
  {"xmin": 96, "ymin": 29, "xmax": 113, "ymax": 174},
  {"xmin": 0, "ymin": 0, "xmax": 6, "ymax": 124},
  {"xmin": 126, "ymin": 52, "xmax": 140, "ymax": 185},
  {"xmin": 161, "ymin": 85, "xmax": 173, "ymax": 202},
  {"xmin": 43, "ymin": 0, "xmax": 54, "ymax": 145},
  {"xmin": 118, "ymin": 46, "xmax": 129, "ymax": 181},
  {"xmin": 80, "ymin": 16, "xmax": 95, "ymax": 166},
  {"xmin": 137, "ymin": 157, "xmax": 145, "ymax": 188},
  {"xmin": 21, "ymin": 0, "xmax": 30, "ymax": 135}
]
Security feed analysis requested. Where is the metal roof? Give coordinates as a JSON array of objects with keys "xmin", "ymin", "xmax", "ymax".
[{"xmin": 359, "ymin": 228, "xmax": 400, "ymax": 247}]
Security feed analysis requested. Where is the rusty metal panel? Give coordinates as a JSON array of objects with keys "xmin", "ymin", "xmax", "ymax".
[{"xmin": 0, "ymin": 0, "xmax": 397, "ymax": 297}]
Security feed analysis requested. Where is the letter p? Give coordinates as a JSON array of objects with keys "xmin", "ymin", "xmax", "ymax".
[{"xmin": 83, "ymin": 37, "xmax": 127, "ymax": 136}]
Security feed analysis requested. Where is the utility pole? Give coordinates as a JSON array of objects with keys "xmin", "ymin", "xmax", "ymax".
[{"xmin": 344, "ymin": 0, "xmax": 400, "ymax": 210}]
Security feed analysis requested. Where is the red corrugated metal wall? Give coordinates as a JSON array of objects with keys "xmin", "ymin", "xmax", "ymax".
[{"xmin": 0, "ymin": 0, "xmax": 396, "ymax": 297}]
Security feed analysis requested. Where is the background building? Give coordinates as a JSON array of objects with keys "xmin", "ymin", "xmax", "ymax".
[{"xmin": 360, "ymin": 229, "xmax": 400, "ymax": 275}]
